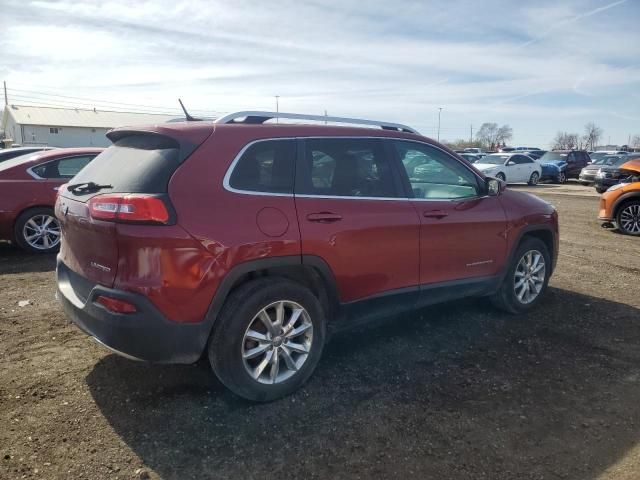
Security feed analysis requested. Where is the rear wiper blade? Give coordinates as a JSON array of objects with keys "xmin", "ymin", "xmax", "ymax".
[{"xmin": 66, "ymin": 181, "xmax": 113, "ymax": 194}]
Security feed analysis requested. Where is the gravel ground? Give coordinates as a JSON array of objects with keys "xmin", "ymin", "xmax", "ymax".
[{"xmin": 1, "ymin": 189, "xmax": 639, "ymax": 480}]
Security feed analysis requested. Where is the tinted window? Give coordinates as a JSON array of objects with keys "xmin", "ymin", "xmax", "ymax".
[
  {"xmin": 540, "ymin": 152, "xmax": 568, "ymax": 162},
  {"xmin": 0, "ymin": 148, "xmax": 42, "ymax": 163},
  {"xmin": 69, "ymin": 134, "xmax": 180, "ymax": 196},
  {"xmin": 513, "ymin": 155, "xmax": 533, "ymax": 164},
  {"xmin": 297, "ymin": 138, "xmax": 396, "ymax": 198},
  {"xmin": 229, "ymin": 140, "xmax": 296, "ymax": 194},
  {"xmin": 32, "ymin": 155, "xmax": 95, "ymax": 179},
  {"xmin": 395, "ymin": 141, "xmax": 480, "ymax": 199}
]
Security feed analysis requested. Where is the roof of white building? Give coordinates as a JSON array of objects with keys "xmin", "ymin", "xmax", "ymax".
[{"xmin": 2, "ymin": 104, "xmax": 176, "ymax": 129}]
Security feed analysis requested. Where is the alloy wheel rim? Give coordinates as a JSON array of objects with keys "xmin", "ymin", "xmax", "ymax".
[
  {"xmin": 620, "ymin": 204, "xmax": 640, "ymax": 234},
  {"xmin": 531, "ymin": 173, "xmax": 539, "ymax": 184},
  {"xmin": 560, "ymin": 172, "xmax": 566, "ymax": 183},
  {"xmin": 514, "ymin": 250, "xmax": 546, "ymax": 304},
  {"xmin": 22, "ymin": 214, "xmax": 60, "ymax": 250},
  {"xmin": 241, "ymin": 300, "xmax": 313, "ymax": 384}
]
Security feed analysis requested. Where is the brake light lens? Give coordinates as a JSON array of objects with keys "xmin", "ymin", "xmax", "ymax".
[
  {"xmin": 95, "ymin": 295, "xmax": 137, "ymax": 314},
  {"xmin": 88, "ymin": 194, "xmax": 170, "ymax": 224}
]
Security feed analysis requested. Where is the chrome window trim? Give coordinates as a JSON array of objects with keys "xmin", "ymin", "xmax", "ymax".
[
  {"xmin": 222, "ymin": 136, "xmax": 489, "ymax": 202},
  {"xmin": 222, "ymin": 137, "xmax": 297, "ymax": 197}
]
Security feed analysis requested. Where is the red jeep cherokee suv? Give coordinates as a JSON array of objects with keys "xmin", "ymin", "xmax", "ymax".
[{"xmin": 56, "ymin": 112, "xmax": 558, "ymax": 401}]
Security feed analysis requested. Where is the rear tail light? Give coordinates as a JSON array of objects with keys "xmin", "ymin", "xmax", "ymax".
[
  {"xmin": 88, "ymin": 194, "xmax": 170, "ymax": 224},
  {"xmin": 95, "ymin": 295, "xmax": 137, "ymax": 314}
]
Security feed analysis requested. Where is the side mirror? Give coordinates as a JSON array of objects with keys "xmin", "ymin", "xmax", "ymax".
[{"xmin": 486, "ymin": 177, "xmax": 504, "ymax": 196}]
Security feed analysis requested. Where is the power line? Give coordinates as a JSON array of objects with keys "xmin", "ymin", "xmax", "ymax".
[
  {"xmin": 7, "ymin": 86, "xmax": 233, "ymax": 114},
  {"xmin": 7, "ymin": 96, "xmax": 183, "ymax": 116},
  {"xmin": 6, "ymin": 87, "xmax": 225, "ymax": 116}
]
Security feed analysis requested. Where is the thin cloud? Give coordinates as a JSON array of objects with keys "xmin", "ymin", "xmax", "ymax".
[
  {"xmin": 520, "ymin": 0, "xmax": 629, "ymax": 47},
  {"xmin": 1, "ymin": 0, "xmax": 639, "ymax": 146}
]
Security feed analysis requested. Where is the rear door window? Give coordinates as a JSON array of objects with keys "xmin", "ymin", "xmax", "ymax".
[
  {"xmin": 228, "ymin": 140, "xmax": 296, "ymax": 194},
  {"xmin": 32, "ymin": 155, "xmax": 95, "ymax": 179},
  {"xmin": 297, "ymin": 138, "xmax": 397, "ymax": 198}
]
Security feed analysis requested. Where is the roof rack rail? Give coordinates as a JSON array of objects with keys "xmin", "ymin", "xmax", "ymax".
[{"xmin": 214, "ymin": 111, "xmax": 419, "ymax": 134}]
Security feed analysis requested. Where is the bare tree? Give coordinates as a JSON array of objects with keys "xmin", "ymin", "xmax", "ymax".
[
  {"xmin": 552, "ymin": 131, "xmax": 581, "ymax": 150},
  {"xmin": 476, "ymin": 122, "xmax": 513, "ymax": 150},
  {"xmin": 631, "ymin": 134, "xmax": 640, "ymax": 148},
  {"xmin": 444, "ymin": 139, "xmax": 484, "ymax": 150},
  {"xmin": 583, "ymin": 122, "xmax": 603, "ymax": 151}
]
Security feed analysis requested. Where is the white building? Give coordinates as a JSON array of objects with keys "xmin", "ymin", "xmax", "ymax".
[{"xmin": 1, "ymin": 105, "xmax": 175, "ymax": 148}]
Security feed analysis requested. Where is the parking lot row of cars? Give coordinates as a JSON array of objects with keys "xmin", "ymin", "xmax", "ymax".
[
  {"xmin": 455, "ymin": 147, "xmax": 640, "ymax": 192},
  {"xmin": 1, "ymin": 142, "xmax": 638, "ymax": 257}
]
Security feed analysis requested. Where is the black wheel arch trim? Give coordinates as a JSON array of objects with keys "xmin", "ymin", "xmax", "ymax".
[
  {"xmin": 503, "ymin": 224, "xmax": 558, "ymax": 279},
  {"xmin": 203, "ymin": 254, "xmax": 340, "ymax": 330},
  {"xmin": 613, "ymin": 192, "xmax": 640, "ymax": 217}
]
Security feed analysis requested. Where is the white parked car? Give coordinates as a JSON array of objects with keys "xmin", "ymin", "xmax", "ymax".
[{"xmin": 472, "ymin": 153, "xmax": 542, "ymax": 185}]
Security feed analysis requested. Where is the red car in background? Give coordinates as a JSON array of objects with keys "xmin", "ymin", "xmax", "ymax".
[{"xmin": 0, "ymin": 148, "xmax": 103, "ymax": 253}]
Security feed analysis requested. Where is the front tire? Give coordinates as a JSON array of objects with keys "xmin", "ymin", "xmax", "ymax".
[
  {"xmin": 616, "ymin": 201, "xmax": 640, "ymax": 236},
  {"xmin": 528, "ymin": 172, "xmax": 540, "ymax": 186},
  {"xmin": 491, "ymin": 237, "xmax": 551, "ymax": 314},
  {"xmin": 595, "ymin": 187, "xmax": 607, "ymax": 194},
  {"xmin": 13, "ymin": 207, "xmax": 61, "ymax": 254},
  {"xmin": 208, "ymin": 278, "xmax": 326, "ymax": 401},
  {"xmin": 556, "ymin": 172, "xmax": 567, "ymax": 184},
  {"xmin": 495, "ymin": 172, "xmax": 506, "ymax": 181}
]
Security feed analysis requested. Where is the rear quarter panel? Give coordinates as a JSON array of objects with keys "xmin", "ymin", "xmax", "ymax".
[
  {"xmin": 115, "ymin": 129, "xmax": 302, "ymax": 324},
  {"xmin": 0, "ymin": 178, "xmax": 58, "ymax": 241}
]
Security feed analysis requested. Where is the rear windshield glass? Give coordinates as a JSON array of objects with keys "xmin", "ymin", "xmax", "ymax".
[
  {"xmin": 539, "ymin": 152, "xmax": 568, "ymax": 162},
  {"xmin": 68, "ymin": 134, "xmax": 180, "ymax": 194},
  {"xmin": 0, "ymin": 153, "xmax": 43, "ymax": 172}
]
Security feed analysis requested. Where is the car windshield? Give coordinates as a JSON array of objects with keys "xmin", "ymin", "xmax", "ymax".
[
  {"xmin": 478, "ymin": 155, "xmax": 508, "ymax": 165},
  {"xmin": 600, "ymin": 155, "xmax": 629, "ymax": 167},
  {"xmin": 539, "ymin": 152, "xmax": 568, "ymax": 162}
]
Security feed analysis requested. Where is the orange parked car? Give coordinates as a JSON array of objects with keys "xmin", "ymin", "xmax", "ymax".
[{"xmin": 599, "ymin": 158, "xmax": 640, "ymax": 236}]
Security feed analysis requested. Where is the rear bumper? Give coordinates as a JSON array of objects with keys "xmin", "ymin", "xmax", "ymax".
[{"xmin": 56, "ymin": 258, "xmax": 211, "ymax": 364}]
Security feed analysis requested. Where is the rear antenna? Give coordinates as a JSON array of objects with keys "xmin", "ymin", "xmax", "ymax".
[{"xmin": 178, "ymin": 98, "xmax": 201, "ymax": 121}]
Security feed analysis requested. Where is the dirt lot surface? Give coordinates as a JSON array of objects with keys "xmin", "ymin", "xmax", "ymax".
[{"xmin": 1, "ymin": 190, "xmax": 640, "ymax": 480}]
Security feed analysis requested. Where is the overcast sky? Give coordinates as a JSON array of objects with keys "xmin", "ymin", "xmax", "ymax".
[{"xmin": 1, "ymin": 0, "xmax": 639, "ymax": 146}]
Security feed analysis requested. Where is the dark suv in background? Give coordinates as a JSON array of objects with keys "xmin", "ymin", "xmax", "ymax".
[
  {"xmin": 594, "ymin": 154, "xmax": 640, "ymax": 193},
  {"xmin": 541, "ymin": 150, "xmax": 590, "ymax": 181},
  {"xmin": 55, "ymin": 111, "xmax": 559, "ymax": 401}
]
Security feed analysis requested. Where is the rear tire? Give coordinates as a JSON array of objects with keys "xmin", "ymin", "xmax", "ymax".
[
  {"xmin": 616, "ymin": 200, "xmax": 640, "ymax": 236},
  {"xmin": 13, "ymin": 207, "xmax": 61, "ymax": 254},
  {"xmin": 208, "ymin": 278, "xmax": 326, "ymax": 401},
  {"xmin": 491, "ymin": 237, "xmax": 551, "ymax": 314}
]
